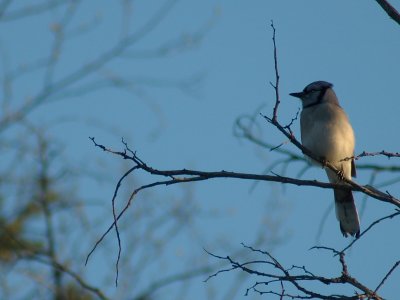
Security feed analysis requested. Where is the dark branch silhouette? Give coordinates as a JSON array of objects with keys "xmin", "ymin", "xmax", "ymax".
[
  {"xmin": 340, "ymin": 209, "xmax": 400, "ymax": 253},
  {"xmin": 375, "ymin": 0, "xmax": 400, "ymax": 25},
  {"xmin": 205, "ymin": 244, "xmax": 386, "ymax": 300}
]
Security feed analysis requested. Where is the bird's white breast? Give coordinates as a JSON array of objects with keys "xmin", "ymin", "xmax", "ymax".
[{"xmin": 300, "ymin": 102, "xmax": 355, "ymax": 169}]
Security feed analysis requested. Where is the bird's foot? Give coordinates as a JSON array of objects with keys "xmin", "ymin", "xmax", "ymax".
[
  {"xmin": 319, "ymin": 157, "xmax": 328, "ymax": 169},
  {"xmin": 337, "ymin": 169, "xmax": 345, "ymax": 181}
]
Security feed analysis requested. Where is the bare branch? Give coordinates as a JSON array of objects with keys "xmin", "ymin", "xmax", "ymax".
[
  {"xmin": 375, "ymin": 0, "xmax": 400, "ymax": 26},
  {"xmin": 374, "ymin": 260, "xmax": 400, "ymax": 293},
  {"xmin": 89, "ymin": 137, "xmax": 400, "ymax": 207},
  {"xmin": 206, "ymin": 244, "xmax": 382, "ymax": 299},
  {"xmin": 261, "ymin": 112, "xmax": 400, "ymax": 208},
  {"xmin": 0, "ymin": 0, "xmax": 70, "ymax": 22},
  {"xmin": 233, "ymin": 111, "xmax": 304, "ymax": 162},
  {"xmin": 0, "ymin": 0, "xmax": 179, "ymax": 132},
  {"xmin": 340, "ymin": 210, "xmax": 400, "ymax": 253},
  {"xmin": 342, "ymin": 150, "xmax": 400, "ymax": 161},
  {"xmin": 43, "ymin": 1, "xmax": 80, "ymax": 87},
  {"xmin": 23, "ymin": 254, "xmax": 110, "ymax": 300},
  {"xmin": 85, "ymin": 136, "xmax": 400, "ymax": 274},
  {"xmin": 133, "ymin": 265, "xmax": 214, "ymax": 300},
  {"xmin": 270, "ymin": 21, "xmax": 280, "ymax": 122},
  {"xmin": 111, "ymin": 166, "xmax": 139, "ymax": 287},
  {"xmin": 120, "ymin": 7, "xmax": 217, "ymax": 61}
]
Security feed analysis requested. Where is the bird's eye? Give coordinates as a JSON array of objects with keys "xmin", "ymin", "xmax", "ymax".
[{"xmin": 304, "ymin": 88, "xmax": 316, "ymax": 94}]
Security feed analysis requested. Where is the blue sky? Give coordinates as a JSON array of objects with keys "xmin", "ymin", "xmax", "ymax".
[{"xmin": 1, "ymin": 1, "xmax": 400, "ymax": 299}]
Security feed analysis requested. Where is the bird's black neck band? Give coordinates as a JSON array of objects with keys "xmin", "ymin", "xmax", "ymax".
[
  {"xmin": 303, "ymin": 88, "xmax": 327, "ymax": 109},
  {"xmin": 303, "ymin": 101, "xmax": 320, "ymax": 109}
]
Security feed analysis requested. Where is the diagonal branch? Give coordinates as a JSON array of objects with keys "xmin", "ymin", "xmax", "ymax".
[
  {"xmin": 133, "ymin": 265, "xmax": 214, "ymax": 300},
  {"xmin": 261, "ymin": 113, "xmax": 400, "ymax": 207},
  {"xmin": 375, "ymin": 0, "xmax": 400, "ymax": 26},
  {"xmin": 340, "ymin": 209, "xmax": 400, "ymax": 253},
  {"xmin": 374, "ymin": 260, "xmax": 400, "ymax": 293},
  {"xmin": 22, "ymin": 253, "xmax": 109, "ymax": 300}
]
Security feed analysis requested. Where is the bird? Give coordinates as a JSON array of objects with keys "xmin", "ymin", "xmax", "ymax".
[{"xmin": 289, "ymin": 81, "xmax": 360, "ymax": 238}]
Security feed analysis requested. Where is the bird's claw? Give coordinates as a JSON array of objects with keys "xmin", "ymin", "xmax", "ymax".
[
  {"xmin": 319, "ymin": 157, "xmax": 328, "ymax": 168},
  {"xmin": 337, "ymin": 169, "xmax": 345, "ymax": 181}
]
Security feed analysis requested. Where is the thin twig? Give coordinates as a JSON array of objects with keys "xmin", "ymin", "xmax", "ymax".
[
  {"xmin": 374, "ymin": 260, "xmax": 400, "ymax": 293},
  {"xmin": 341, "ymin": 210, "xmax": 400, "ymax": 253},
  {"xmin": 23, "ymin": 253, "xmax": 109, "ymax": 300},
  {"xmin": 110, "ymin": 165, "xmax": 139, "ymax": 286},
  {"xmin": 0, "ymin": 0, "xmax": 69, "ymax": 21},
  {"xmin": 206, "ymin": 244, "xmax": 382, "ymax": 299},
  {"xmin": 341, "ymin": 150, "xmax": 400, "ymax": 161},
  {"xmin": 270, "ymin": 20, "xmax": 280, "ymax": 122}
]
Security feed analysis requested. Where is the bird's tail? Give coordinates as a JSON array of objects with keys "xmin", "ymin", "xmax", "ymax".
[{"xmin": 334, "ymin": 189, "xmax": 360, "ymax": 238}]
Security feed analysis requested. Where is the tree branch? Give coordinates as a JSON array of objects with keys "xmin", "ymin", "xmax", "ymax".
[
  {"xmin": 206, "ymin": 244, "xmax": 383, "ymax": 299},
  {"xmin": 85, "ymin": 135, "xmax": 400, "ymax": 275},
  {"xmin": 375, "ymin": 0, "xmax": 400, "ymax": 26},
  {"xmin": 89, "ymin": 137, "xmax": 400, "ymax": 207},
  {"xmin": 340, "ymin": 209, "xmax": 400, "ymax": 253},
  {"xmin": 270, "ymin": 21, "xmax": 280, "ymax": 122},
  {"xmin": 374, "ymin": 260, "xmax": 400, "ymax": 293},
  {"xmin": 133, "ymin": 265, "xmax": 214, "ymax": 300},
  {"xmin": 0, "ymin": 0, "xmax": 70, "ymax": 22},
  {"xmin": 24, "ymin": 254, "xmax": 110, "ymax": 300}
]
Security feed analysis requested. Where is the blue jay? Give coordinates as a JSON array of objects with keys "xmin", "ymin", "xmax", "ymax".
[{"xmin": 290, "ymin": 81, "xmax": 360, "ymax": 238}]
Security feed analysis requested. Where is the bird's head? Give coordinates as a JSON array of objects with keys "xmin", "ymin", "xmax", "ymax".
[{"xmin": 290, "ymin": 81, "xmax": 336, "ymax": 108}]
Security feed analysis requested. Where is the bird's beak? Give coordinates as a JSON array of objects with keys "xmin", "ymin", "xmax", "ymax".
[{"xmin": 289, "ymin": 92, "xmax": 305, "ymax": 99}]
